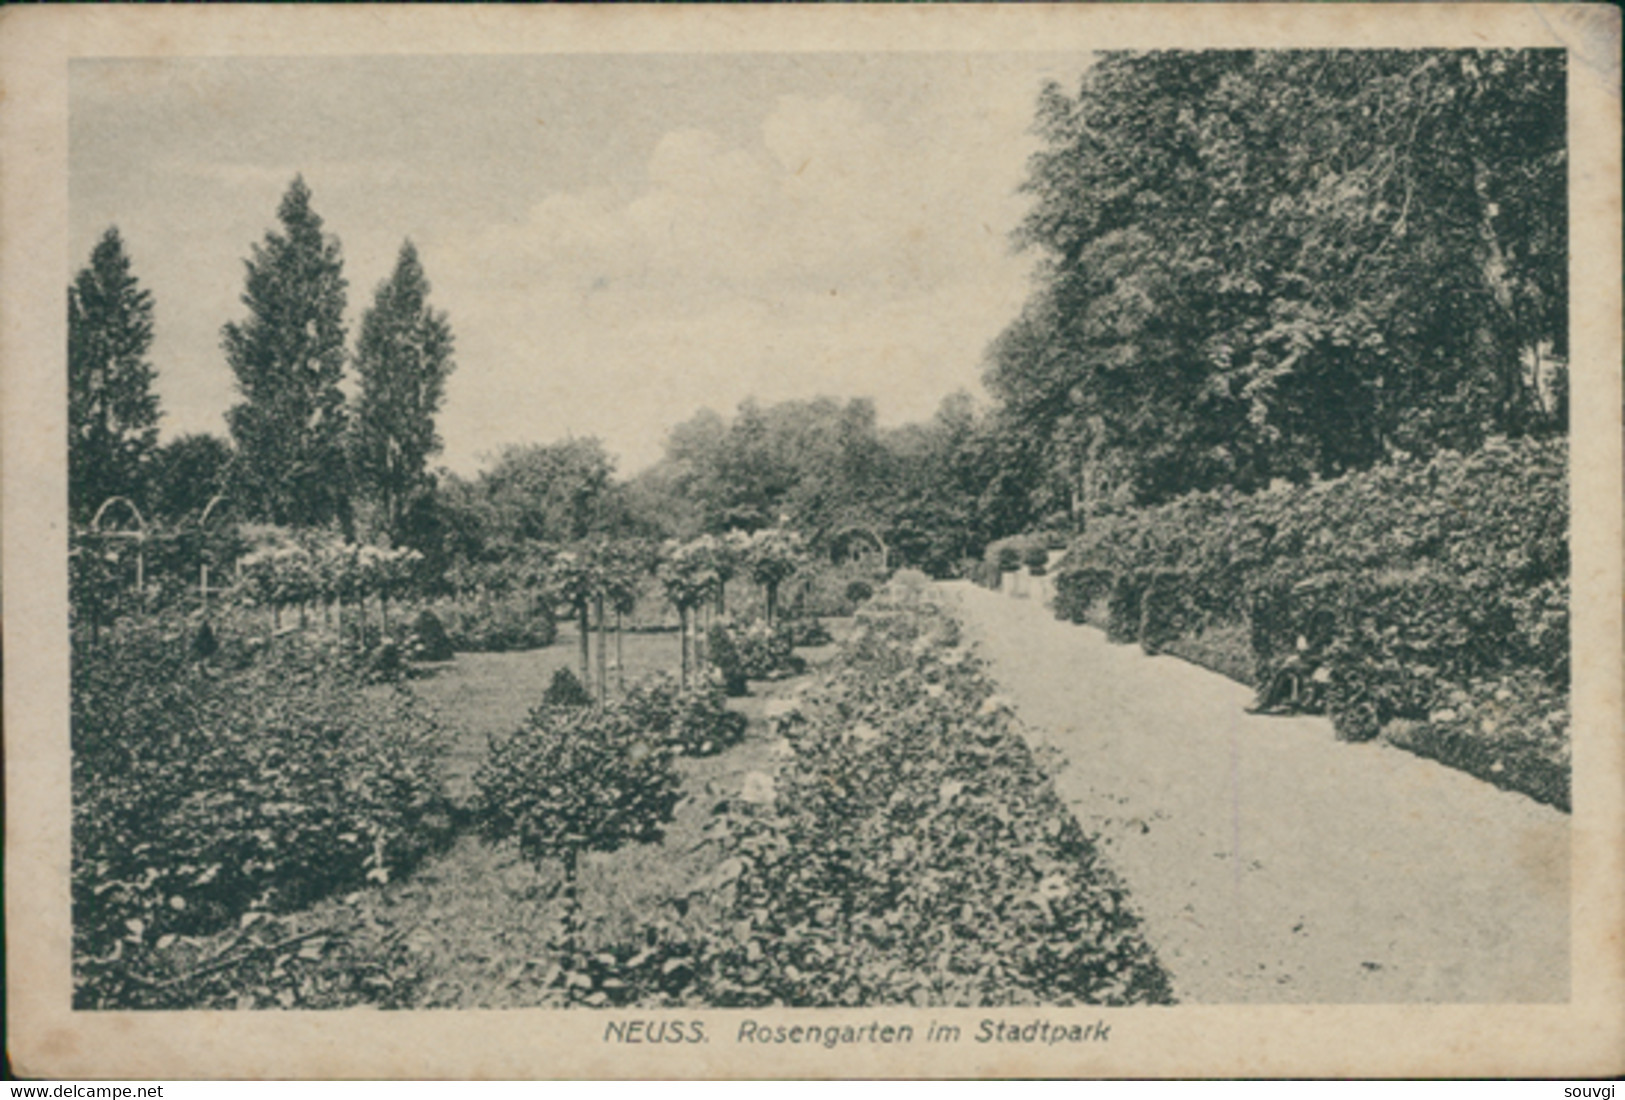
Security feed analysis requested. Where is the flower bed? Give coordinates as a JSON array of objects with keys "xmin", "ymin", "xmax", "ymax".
[
  {"xmin": 72, "ymin": 616, "xmax": 453, "ymax": 1008},
  {"xmin": 566, "ymin": 576, "xmax": 1173, "ymax": 1007}
]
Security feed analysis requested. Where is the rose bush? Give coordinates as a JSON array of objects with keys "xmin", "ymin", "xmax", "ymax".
[{"xmin": 72, "ymin": 615, "xmax": 452, "ymax": 1008}]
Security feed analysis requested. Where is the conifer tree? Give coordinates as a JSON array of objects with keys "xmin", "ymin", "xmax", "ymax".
[
  {"xmin": 351, "ymin": 240, "xmax": 455, "ymax": 544},
  {"xmin": 223, "ymin": 176, "xmax": 350, "ymax": 528},
  {"xmin": 68, "ymin": 228, "xmax": 160, "ymax": 523}
]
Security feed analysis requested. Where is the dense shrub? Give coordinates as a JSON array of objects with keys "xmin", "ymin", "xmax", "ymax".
[
  {"xmin": 704, "ymin": 623, "xmax": 750, "ymax": 696},
  {"xmin": 434, "ymin": 595, "xmax": 557, "ymax": 653},
  {"xmin": 680, "ymin": 586, "xmax": 1172, "ymax": 1006},
  {"xmin": 474, "ymin": 706, "xmax": 681, "ymax": 868},
  {"xmin": 1137, "ymin": 570, "xmax": 1197, "ymax": 656},
  {"xmin": 1384, "ymin": 671, "xmax": 1570, "ymax": 811},
  {"xmin": 997, "ymin": 546, "xmax": 1022, "ymax": 573},
  {"xmin": 781, "ymin": 561, "xmax": 888, "ymax": 618},
  {"xmin": 1050, "ymin": 438, "xmax": 1570, "ymax": 808},
  {"xmin": 72, "ymin": 617, "xmax": 452, "ymax": 1008},
  {"xmin": 1052, "ymin": 566, "xmax": 1114, "ymax": 625},
  {"xmin": 708, "ymin": 619, "xmax": 804, "ymax": 694},
  {"xmin": 1105, "ymin": 572, "xmax": 1149, "ymax": 644},
  {"xmin": 542, "ymin": 666, "xmax": 593, "ymax": 708},
  {"xmin": 1023, "ymin": 545, "xmax": 1051, "ymax": 576},
  {"xmin": 843, "ymin": 579, "xmax": 874, "ymax": 605},
  {"xmin": 408, "ymin": 609, "xmax": 455, "ymax": 662},
  {"xmin": 619, "ymin": 673, "xmax": 748, "ymax": 757},
  {"xmin": 473, "ymin": 700, "xmax": 683, "ymax": 995},
  {"xmin": 781, "ymin": 615, "xmax": 833, "ymax": 648}
]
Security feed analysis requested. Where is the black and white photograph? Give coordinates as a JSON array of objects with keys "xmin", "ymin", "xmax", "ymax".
[{"xmin": 5, "ymin": 3, "xmax": 1622, "ymax": 1081}]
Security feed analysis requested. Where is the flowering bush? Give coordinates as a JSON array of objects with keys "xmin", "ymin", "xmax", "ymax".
[
  {"xmin": 72, "ymin": 615, "xmax": 452, "ymax": 1008},
  {"xmin": 658, "ymin": 587, "xmax": 1171, "ymax": 1006},
  {"xmin": 618, "ymin": 672, "xmax": 747, "ymax": 757},
  {"xmin": 708, "ymin": 619, "xmax": 803, "ymax": 694},
  {"xmin": 236, "ymin": 534, "xmax": 425, "ymax": 627},
  {"xmin": 473, "ymin": 700, "xmax": 683, "ymax": 996},
  {"xmin": 745, "ymin": 527, "xmax": 806, "ymax": 624}
]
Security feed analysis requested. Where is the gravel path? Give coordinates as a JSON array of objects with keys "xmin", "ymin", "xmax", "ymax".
[{"xmin": 947, "ymin": 580, "xmax": 1569, "ymax": 1003}]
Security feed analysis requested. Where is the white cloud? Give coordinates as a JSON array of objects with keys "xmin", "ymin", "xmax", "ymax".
[{"xmin": 429, "ymin": 89, "xmax": 1041, "ymax": 472}]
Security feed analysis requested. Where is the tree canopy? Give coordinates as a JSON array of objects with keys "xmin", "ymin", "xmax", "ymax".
[{"xmin": 994, "ymin": 49, "xmax": 1567, "ymax": 510}]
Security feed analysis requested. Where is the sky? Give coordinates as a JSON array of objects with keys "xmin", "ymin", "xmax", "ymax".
[{"xmin": 70, "ymin": 53, "xmax": 1090, "ymax": 476}]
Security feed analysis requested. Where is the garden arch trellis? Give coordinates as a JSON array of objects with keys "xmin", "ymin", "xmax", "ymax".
[
  {"xmin": 89, "ymin": 495, "xmax": 147, "ymax": 598},
  {"xmin": 198, "ymin": 494, "xmax": 230, "ymax": 612},
  {"xmin": 827, "ymin": 524, "xmax": 889, "ymax": 570}
]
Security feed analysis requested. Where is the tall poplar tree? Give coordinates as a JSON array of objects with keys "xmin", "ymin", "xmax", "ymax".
[
  {"xmin": 350, "ymin": 240, "xmax": 455, "ymax": 544},
  {"xmin": 223, "ymin": 176, "xmax": 350, "ymax": 528},
  {"xmin": 68, "ymin": 228, "xmax": 160, "ymax": 524}
]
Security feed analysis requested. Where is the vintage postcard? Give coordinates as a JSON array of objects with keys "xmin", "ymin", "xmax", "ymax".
[{"xmin": 4, "ymin": 3, "xmax": 1621, "ymax": 1080}]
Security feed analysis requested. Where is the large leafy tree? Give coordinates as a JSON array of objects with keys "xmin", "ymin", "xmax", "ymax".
[
  {"xmin": 351, "ymin": 240, "xmax": 456, "ymax": 545},
  {"xmin": 68, "ymin": 228, "xmax": 160, "ymax": 524},
  {"xmin": 223, "ymin": 176, "xmax": 351, "ymax": 528},
  {"xmin": 147, "ymin": 432, "xmax": 233, "ymax": 524},
  {"xmin": 999, "ymin": 49, "xmax": 1567, "ymax": 509}
]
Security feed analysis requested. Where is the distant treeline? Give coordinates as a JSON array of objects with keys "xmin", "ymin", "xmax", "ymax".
[{"xmin": 72, "ymin": 49, "xmax": 1566, "ymax": 583}]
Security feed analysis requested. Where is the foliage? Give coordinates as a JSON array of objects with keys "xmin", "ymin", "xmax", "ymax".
[
  {"xmin": 235, "ymin": 535, "xmax": 424, "ymax": 617},
  {"xmin": 659, "ymin": 586, "xmax": 1172, "ymax": 1006},
  {"xmin": 1385, "ymin": 670, "xmax": 1569, "ymax": 811},
  {"xmin": 995, "ymin": 50, "xmax": 1566, "ymax": 512},
  {"xmin": 429, "ymin": 595, "xmax": 557, "ymax": 653},
  {"xmin": 69, "ymin": 227, "xmax": 161, "ymax": 524},
  {"xmin": 72, "ymin": 616, "xmax": 452, "ymax": 1008},
  {"xmin": 708, "ymin": 619, "xmax": 803, "ymax": 694},
  {"xmin": 782, "ymin": 616, "xmax": 834, "ymax": 648},
  {"xmin": 1051, "ymin": 436, "xmax": 1569, "ymax": 807},
  {"xmin": 542, "ymin": 666, "xmax": 593, "ymax": 709},
  {"xmin": 223, "ymin": 176, "xmax": 352, "ymax": 529},
  {"xmin": 473, "ymin": 706, "xmax": 681, "ymax": 870},
  {"xmin": 436, "ymin": 441, "xmax": 626, "ymax": 568},
  {"xmin": 1051, "ymin": 566, "xmax": 1114, "ymax": 625},
  {"xmin": 843, "ymin": 579, "xmax": 875, "ymax": 605},
  {"xmin": 779, "ymin": 560, "xmax": 887, "ymax": 618},
  {"xmin": 147, "ymin": 434, "xmax": 233, "ymax": 525},
  {"xmin": 408, "ymin": 609, "xmax": 455, "ymax": 662},
  {"xmin": 656, "ymin": 538, "xmax": 720, "ymax": 611},
  {"xmin": 350, "ymin": 240, "xmax": 456, "ymax": 545},
  {"xmin": 702, "ymin": 621, "xmax": 749, "ymax": 697},
  {"xmin": 618, "ymin": 673, "xmax": 748, "ymax": 757}
]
